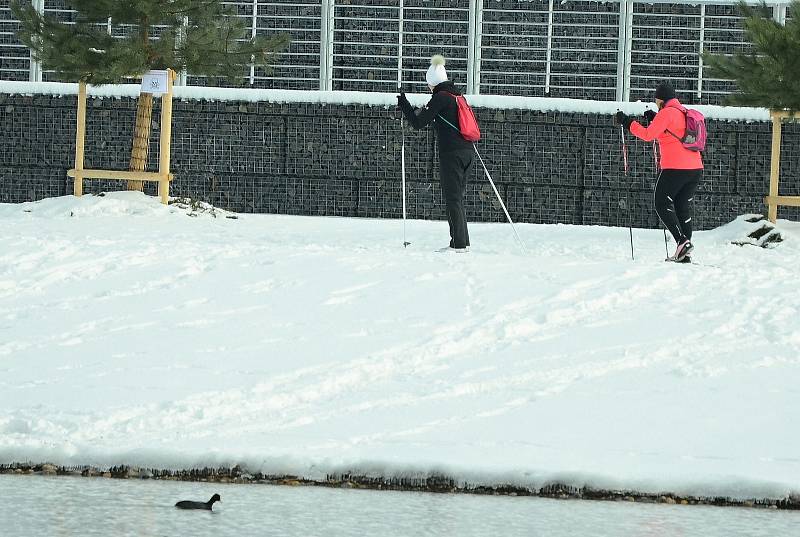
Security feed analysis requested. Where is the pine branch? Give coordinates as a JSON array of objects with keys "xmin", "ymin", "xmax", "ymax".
[
  {"xmin": 12, "ymin": 0, "xmax": 289, "ymax": 83},
  {"xmin": 704, "ymin": 0, "xmax": 800, "ymax": 111}
]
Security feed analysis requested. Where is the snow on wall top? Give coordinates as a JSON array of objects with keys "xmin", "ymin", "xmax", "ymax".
[{"xmin": 0, "ymin": 81, "xmax": 770, "ymax": 122}]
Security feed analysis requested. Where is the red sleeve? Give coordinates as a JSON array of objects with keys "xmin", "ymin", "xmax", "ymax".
[{"xmin": 630, "ymin": 109, "xmax": 673, "ymax": 142}]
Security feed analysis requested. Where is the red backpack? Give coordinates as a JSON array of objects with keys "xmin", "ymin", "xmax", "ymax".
[{"xmin": 442, "ymin": 92, "xmax": 481, "ymax": 142}]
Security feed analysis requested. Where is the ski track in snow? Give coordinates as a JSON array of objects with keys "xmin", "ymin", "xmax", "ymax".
[{"xmin": 0, "ymin": 193, "xmax": 798, "ymax": 500}]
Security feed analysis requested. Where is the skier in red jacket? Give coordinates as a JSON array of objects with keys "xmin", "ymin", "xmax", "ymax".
[{"xmin": 616, "ymin": 83, "xmax": 704, "ymax": 263}]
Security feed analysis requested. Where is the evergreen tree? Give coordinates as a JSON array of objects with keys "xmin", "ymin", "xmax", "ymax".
[
  {"xmin": 12, "ymin": 0, "xmax": 289, "ymax": 85},
  {"xmin": 704, "ymin": 1, "xmax": 800, "ymax": 111},
  {"xmin": 12, "ymin": 0, "xmax": 288, "ymax": 191}
]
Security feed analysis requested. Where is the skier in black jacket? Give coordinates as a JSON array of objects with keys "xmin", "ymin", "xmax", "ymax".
[{"xmin": 398, "ymin": 55, "xmax": 473, "ymax": 253}]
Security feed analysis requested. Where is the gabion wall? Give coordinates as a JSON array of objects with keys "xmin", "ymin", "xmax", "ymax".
[{"xmin": 1, "ymin": 92, "xmax": 798, "ymax": 227}]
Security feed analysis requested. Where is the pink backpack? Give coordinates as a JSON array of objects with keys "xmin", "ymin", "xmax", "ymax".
[{"xmin": 669, "ymin": 107, "xmax": 706, "ymax": 152}]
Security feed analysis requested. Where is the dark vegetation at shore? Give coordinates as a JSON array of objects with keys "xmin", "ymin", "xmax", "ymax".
[{"xmin": 2, "ymin": 462, "xmax": 798, "ymax": 511}]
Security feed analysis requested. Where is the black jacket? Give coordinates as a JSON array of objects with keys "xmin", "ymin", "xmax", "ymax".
[{"xmin": 398, "ymin": 81, "xmax": 473, "ymax": 154}]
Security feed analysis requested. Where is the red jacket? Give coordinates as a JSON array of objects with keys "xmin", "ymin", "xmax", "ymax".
[{"xmin": 630, "ymin": 99, "xmax": 703, "ymax": 170}]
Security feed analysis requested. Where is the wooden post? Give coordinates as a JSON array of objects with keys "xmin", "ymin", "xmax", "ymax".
[
  {"xmin": 767, "ymin": 110, "xmax": 782, "ymax": 223},
  {"xmin": 66, "ymin": 70, "xmax": 176, "ymax": 201},
  {"xmin": 158, "ymin": 69, "xmax": 175, "ymax": 205},
  {"xmin": 73, "ymin": 81, "xmax": 87, "ymax": 197}
]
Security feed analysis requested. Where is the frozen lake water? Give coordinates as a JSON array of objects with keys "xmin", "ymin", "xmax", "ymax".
[{"xmin": 2, "ymin": 475, "xmax": 797, "ymax": 537}]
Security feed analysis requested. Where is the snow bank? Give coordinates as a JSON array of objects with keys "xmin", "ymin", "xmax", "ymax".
[
  {"xmin": 0, "ymin": 81, "xmax": 770, "ymax": 121},
  {"xmin": 0, "ymin": 192, "xmax": 798, "ymax": 501}
]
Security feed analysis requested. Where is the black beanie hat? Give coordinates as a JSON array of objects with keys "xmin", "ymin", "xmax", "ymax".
[{"xmin": 654, "ymin": 83, "xmax": 676, "ymax": 102}]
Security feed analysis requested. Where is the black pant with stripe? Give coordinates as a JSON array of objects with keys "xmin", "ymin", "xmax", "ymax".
[{"xmin": 654, "ymin": 169, "xmax": 702, "ymax": 244}]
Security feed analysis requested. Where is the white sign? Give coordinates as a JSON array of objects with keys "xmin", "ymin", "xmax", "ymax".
[{"xmin": 141, "ymin": 70, "xmax": 169, "ymax": 95}]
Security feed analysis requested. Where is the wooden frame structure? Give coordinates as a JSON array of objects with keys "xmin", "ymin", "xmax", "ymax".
[
  {"xmin": 765, "ymin": 109, "xmax": 800, "ymax": 223},
  {"xmin": 67, "ymin": 69, "xmax": 176, "ymax": 204}
]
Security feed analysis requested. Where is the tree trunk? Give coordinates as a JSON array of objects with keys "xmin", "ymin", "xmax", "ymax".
[{"xmin": 128, "ymin": 92, "xmax": 154, "ymax": 191}]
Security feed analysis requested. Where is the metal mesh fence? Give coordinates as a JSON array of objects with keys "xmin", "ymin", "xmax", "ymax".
[
  {"xmin": 254, "ymin": 0, "xmax": 322, "ymax": 89},
  {"xmin": 0, "ymin": 1, "xmax": 795, "ymax": 103},
  {"xmin": 331, "ymin": 0, "xmax": 401, "ymax": 92},
  {"xmin": 479, "ymin": 1, "xmax": 551, "ymax": 97},
  {"xmin": 628, "ymin": 2, "xmax": 754, "ymax": 104},
  {"xmin": 188, "ymin": 1, "xmax": 323, "ymax": 89},
  {"xmin": 547, "ymin": 1, "xmax": 620, "ymax": 100},
  {"xmin": 629, "ymin": 3, "xmax": 703, "ymax": 102},
  {"xmin": 39, "ymin": 0, "xmax": 174, "ymax": 83},
  {"xmin": 698, "ymin": 3, "xmax": 753, "ymax": 100},
  {"xmin": 400, "ymin": 1, "xmax": 469, "ymax": 91},
  {"xmin": 184, "ymin": 1, "xmax": 256, "ymax": 88},
  {"xmin": 0, "ymin": 2, "xmax": 29, "ymax": 81},
  {"xmin": 480, "ymin": 1, "xmax": 621, "ymax": 100},
  {"xmin": 327, "ymin": 0, "xmax": 470, "ymax": 92}
]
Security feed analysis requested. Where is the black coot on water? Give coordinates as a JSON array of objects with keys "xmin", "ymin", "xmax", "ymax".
[{"xmin": 175, "ymin": 493, "xmax": 221, "ymax": 510}]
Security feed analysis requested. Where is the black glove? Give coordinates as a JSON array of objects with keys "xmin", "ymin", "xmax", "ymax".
[
  {"xmin": 397, "ymin": 92, "xmax": 408, "ymax": 108},
  {"xmin": 643, "ymin": 109, "xmax": 657, "ymax": 124},
  {"xmin": 614, "ymin": 111, "xmax": 634, "ymax": 130}
]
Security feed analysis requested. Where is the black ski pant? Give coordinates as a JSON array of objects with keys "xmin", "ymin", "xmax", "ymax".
[
  {"xmin": 654, "ymin": 168, "xmax": 702, "ymax": 244},
  {"xmin": 439, "ymin": 149, "xmax": 474, "ymax": 249}
]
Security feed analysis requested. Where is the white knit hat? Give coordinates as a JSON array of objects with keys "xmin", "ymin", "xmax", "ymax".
[{"xmin": 425, "ymin": 55, "xmax": 448, "ymax": 87}]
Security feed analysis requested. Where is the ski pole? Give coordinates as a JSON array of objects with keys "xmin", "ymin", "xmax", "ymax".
[
  {"xmin": 397, "ymin": 3, "xmax": 409, "ymax": 248},
  {"xmin": 652, "ymin": 140, "xmax": 659, "ymax": 168},
  {"xmin": 401, "ymin": 119, "xmax": 410, "ymax": 247},
  {"xmin": 653, "ymin": 142, "xmax": 669, "ymax": 258},
  {"xmin": 619, "ymin": 125, "xmax": 634, "ymax": 261},
  {"xmin": 473, "ymin": 144, "xmax": 527, "ymax": 254}
]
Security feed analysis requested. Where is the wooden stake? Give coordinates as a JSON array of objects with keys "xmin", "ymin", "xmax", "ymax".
[
  {"xmin": 67, "ymin": 169, "xmax": 172, "ymax": 182},
  {"xmin": 74, "ymin": 81, "xmax": 87, "ymax": 197},
  {"xmin": 765, "ymin": 195, "xmax": 800, "ymax": 208},
  {"xmin": 767, "ymin": 110, "xmax": 782, "ymax": 223},
  {"xmin": 158, "ymin": 69, "xmax": 175, "ymax": 205}
]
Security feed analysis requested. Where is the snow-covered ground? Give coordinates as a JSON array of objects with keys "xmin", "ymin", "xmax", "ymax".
[{"xmin": 1, "ymin": 192, "xmax": 798, "ymax": 501}]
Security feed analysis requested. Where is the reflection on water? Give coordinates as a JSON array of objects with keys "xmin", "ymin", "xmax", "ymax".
[{"xmin": 2, "ymin": 474, "xmax": 797, "ymax": 537}]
